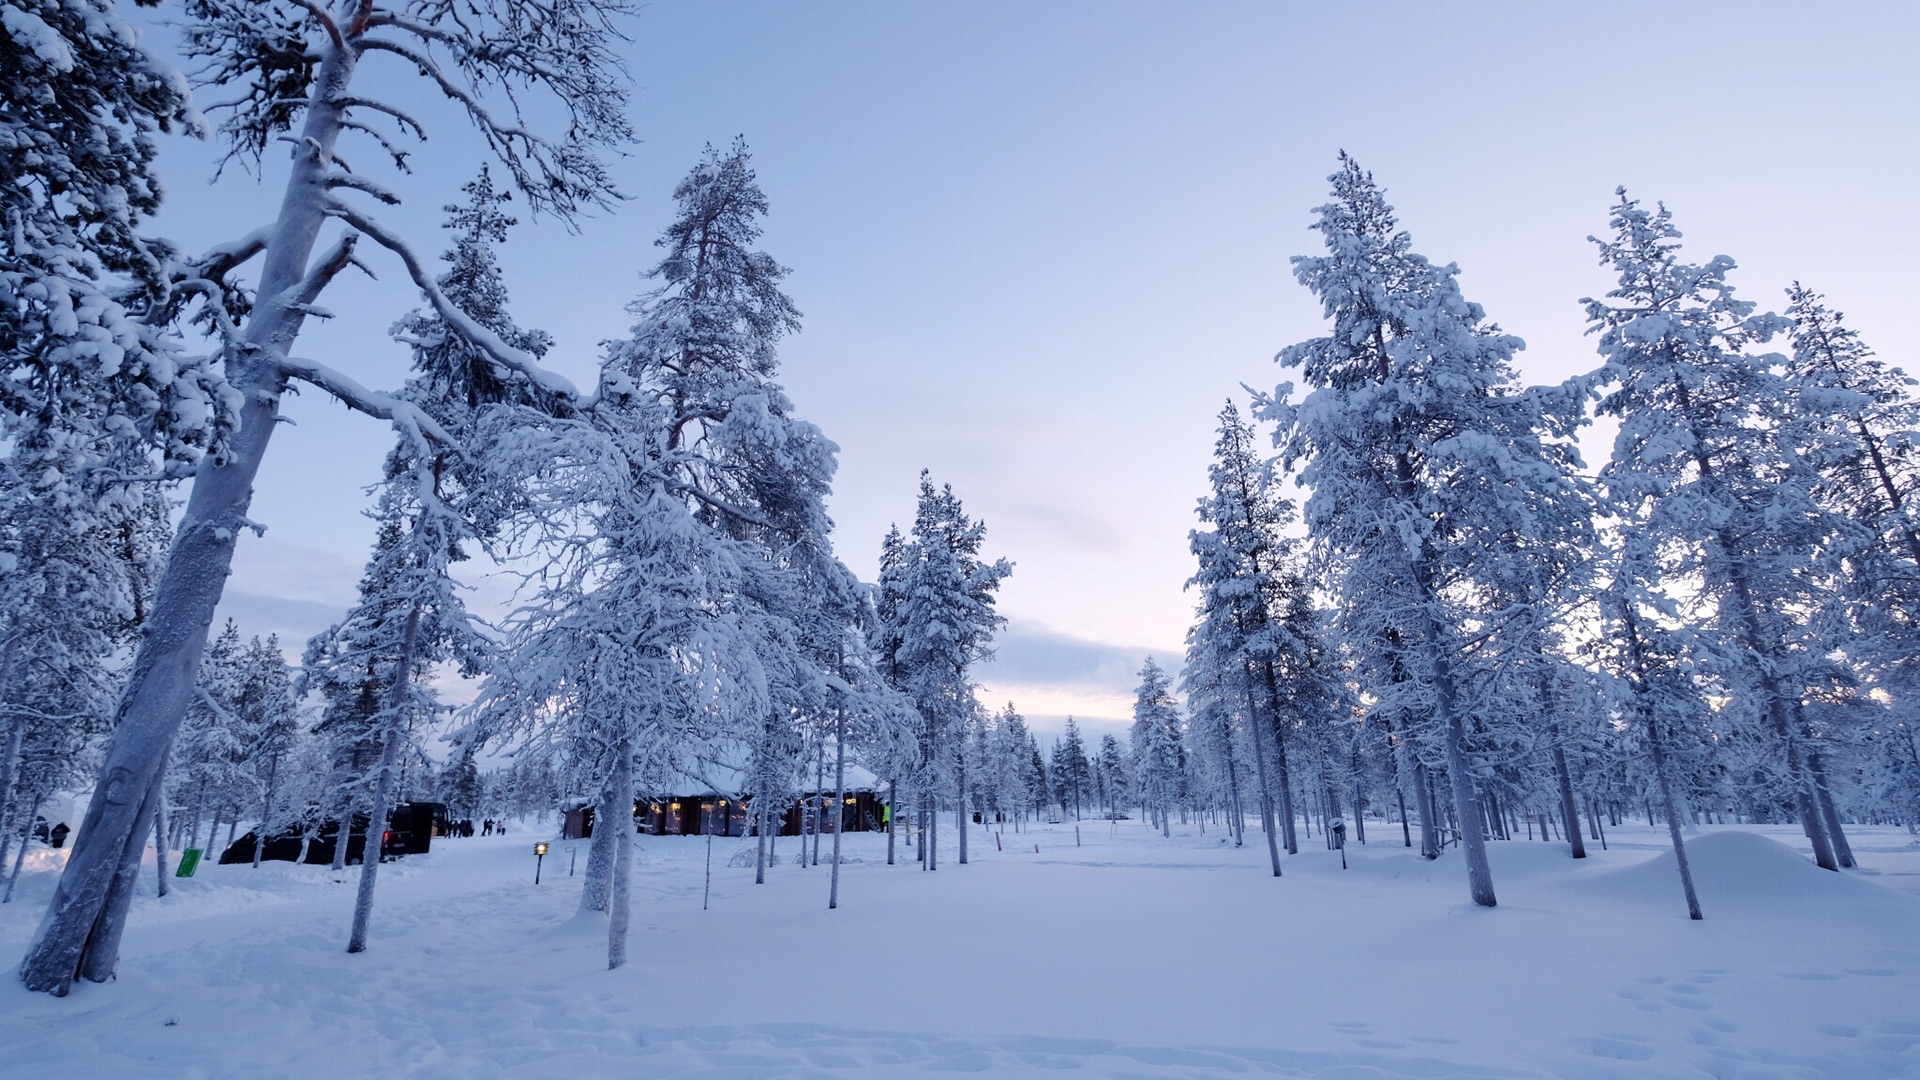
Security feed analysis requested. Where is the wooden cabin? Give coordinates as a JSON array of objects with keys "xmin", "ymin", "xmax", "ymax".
[{"xmin": 563, "ymin": 789, "xmax": 884, "ymax": 840}]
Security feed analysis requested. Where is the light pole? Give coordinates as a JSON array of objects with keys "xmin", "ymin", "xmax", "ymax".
[{"xmin": 534, "ymin": 841, "xmax": 549, "ymax": 884}]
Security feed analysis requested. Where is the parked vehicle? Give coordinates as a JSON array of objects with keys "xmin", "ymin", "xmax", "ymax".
[{"xmin": 218, "ymin": 802, "xmax": 450, "ymax": 865}]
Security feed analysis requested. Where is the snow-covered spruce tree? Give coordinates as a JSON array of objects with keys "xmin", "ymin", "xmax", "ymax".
[
  {"xmin": 473, "ymin": 141, "xmax": 862, "ymax": 967},
  {"xmin": 1050, "ymin": 718, "xmax": 1092, "ymax": 822},
  {"xmin": 1786, "ymin": 285, "xmax": 1920, "ymax": 580},
  {"xmin": 1584, "ymin": 192, "xmax": 1861, "ymax": 873},
  {"xmin": 1593, "ymin": 521, "xmax": 1711, "ymax": 918},
  {"xmin": 1184, "ymin": 399, "xmax": 1330, "ymax": 869},
  {"xmin": 0, "ymin": 466, "xmax": 172, "ymax": 872},
  {"xmin": 236, "ymin": 634, "xmax": 299, "ymax": 868},
  {"xmin": 301, "ymin": 169, "xmax": 550, "ymax": 894},
  {"xmin": 303, "ymin": 477, "xmax": 491, "ymax": 953},
  {"xmin": 23, "ymin": 0, "xmax": 634, "ymax": 993},
  {"xmin": 169, "ymin": 620, "xmax": 249, "ymax": 856},
  {"xmin": 877, "ymin": 474, "xmax": 1012, "ymax": 869},
  {"xmin": 1130, "ymin": 658, "xmax": 1185, "ymax": 838},
  {"xmin": 1785, "ymin": 284, "xmax": 1920, "ymax": 822},
  {"xmin": 1093, "ymin": 733, "xmax": 1128, "ymax": 820},
  {"xmin": 334, "ymin": 163, "xmax": 559, "ymax": 949},
  {"xmin": 1265, "ymin": 155, "xmax": 1592, "ymax": 908}
]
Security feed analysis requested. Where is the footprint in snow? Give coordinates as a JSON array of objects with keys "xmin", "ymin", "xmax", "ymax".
[{"xmin": 1589, "ymin": 1033, "xmax": 1655, "ymax": 1062}]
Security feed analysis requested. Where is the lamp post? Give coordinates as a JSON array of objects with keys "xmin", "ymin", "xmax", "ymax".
[{"xmin": 534, "ymin": 841, "xmax": 549, "ymax": 884}]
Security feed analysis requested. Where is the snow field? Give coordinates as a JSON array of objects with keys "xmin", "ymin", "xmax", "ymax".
[{"xmin": 3, "ymin": 820, "xmax": 1918, "ymax": 1078}]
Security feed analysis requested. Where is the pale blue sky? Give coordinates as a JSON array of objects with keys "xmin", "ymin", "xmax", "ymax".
[{"xmin": 140, "ymin": 2, "xmax": 1919, "ymax": 744}]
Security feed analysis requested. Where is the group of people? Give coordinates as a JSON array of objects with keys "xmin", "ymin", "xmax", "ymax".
[{"xmin": 442, "ymin": 818, "xmax": 508, "ymax": 838}]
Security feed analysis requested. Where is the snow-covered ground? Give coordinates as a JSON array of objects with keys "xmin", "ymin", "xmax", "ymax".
[{"xmin": 3, "ymin": 818, "xmax": 1917, "ymax": 1079}]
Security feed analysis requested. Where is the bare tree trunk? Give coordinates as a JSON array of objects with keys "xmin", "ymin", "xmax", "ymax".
[
  {"xmin": 328, "ymin": 791, "xmax": 352, "ymax": 873},
  {"xmin": 829, "ymin": 702, "xmax": 847, "ymax": 910},
  {"xmin": 0, "ymin": 707, "xmax": 24, "ymax": 873},
  {"xmin": 1554, "ymin": 746, "xmax": 1586, "ymax": 860},
  {"xmin": 1649, "ymin": 715, "xmax": 1703, "ymax": 920},
  {"xmin": 1807, "ymin": 751, "xmax": 1856, "ymax": 869},
  {"xmin": 152, "ymin": 789, "xmax": 171, "ymax": 898},
  {"xmin": 3, "ymin": 791, "xmax": 44, "ymax": 903},
  {"xmin": 955, "ymin": 749, "xmax": 968, "ymax": 866},
  {"xmin": 885, "ymin": 780, "xmax": 896, "ymax": 866},
  {"xmin": 1430, "ymin": 646, "xmax": 1495, "ymax": 907},
  {"xmin": 753, "ymin": 795, "xmax": 770, "ymax": 884},
  {"xmin": 608, "ymin": 735, "xmax": 634, "ymax": 970},
  {"xmin": 347, "ymin": 602, "xmax": 423, "ymax": 954},
  {"xmin": 1246, "ymin": 685, "xmax": 1283, "ymax": 877},
  {"xmin": 252, "ymin": 751, "xmax": 281, "ymax": 869},
  {"xmin": 811, "ymin": 736, "xmax": 826, "ymax": 867}
]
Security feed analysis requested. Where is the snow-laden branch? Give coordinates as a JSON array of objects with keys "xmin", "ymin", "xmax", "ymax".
[
  {"xmin": 275, "ymin": 355, "xmax": 456, "ymax": 452},
  {"xmin": 281, "ymin": 231, "xmax": 360, "ymax": 316},
  {"xmin": 188, "ymin": 226, "xmax": 275, "ymax": 283},
  {"xmin": 671, "ymin": 480, "xmax": 777, "ymax": 532},
  {"xmin": 324, "ymin": 196, "xmax": 580, "ymax": 402},
  {"xmin": 324, "ymin": 171, "xmax": 401, "ymax": 205}
]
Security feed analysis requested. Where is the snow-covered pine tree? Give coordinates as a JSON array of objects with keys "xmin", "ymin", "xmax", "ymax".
[
  {"xmin": 301, "ymin": 165, "xmax": 550, "ymax": 948},
  {"xmin": 1266, "ymin": 155, "xmax": 1592, "ymax": 908},
  {"xmin": 172, "ymin": 621, "xmax": 250, "ymax": 856},
  {"xmin": 879, "ymin": 474, "xmax": 1012, "ymax": 869},
  {"xmin": 1094, "ymin": 734, "xmax": 1129, "ymax": 821},
  {"xmin": 1785, "ymin": 284, "xmax": 1920, "ymax": 824},
  {"xmin": 304, "ymin": 477, "xmax": 489, "ymax": 952},
  {"xmin": 1184, "ymin": 399, "xmax": 1335, "ymax": 869},
  {"xmin": 24, "ymin": 0, "xmax": 635, "ymax": 993},
  {"xmin": 1584, "ymin": 192, "xmax": 1861, "ymax": 873},
  {"xmin": 1051, "ymin": 718, "xmax": 1093, "ymax": 822},
  {"xmin": 474, "ymin": 140, "xmax": 863, "ymax": 966},
  {"xmin": 1130, "ymin": 658, "xmax": 1185, "ymax": 838},
  {"xmin": 236, "ymin": 635, "xmax": 299, "ymax": 868}
]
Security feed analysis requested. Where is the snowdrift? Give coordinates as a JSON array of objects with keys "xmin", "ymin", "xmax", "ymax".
[{"xmin": 1577, "ymin": 828, "xmax": 1920, "ymax": 920}]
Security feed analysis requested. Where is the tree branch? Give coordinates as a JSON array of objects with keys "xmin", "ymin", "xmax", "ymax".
[{"xmin": 323, "ymin": 195, "xmax": 580, "ymax": 402}]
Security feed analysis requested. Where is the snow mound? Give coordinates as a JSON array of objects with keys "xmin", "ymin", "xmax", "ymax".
[{"xmin": 1580, "ymin": 829, "xmax": 1920, "ymax": 918}]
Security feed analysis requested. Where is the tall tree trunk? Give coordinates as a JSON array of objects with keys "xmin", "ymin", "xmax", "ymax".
[
  {"xmin": 829, "ymin": 700, "xmax": 846, "ymax": 910},
  {"xmin": 1806, "ymin": 750, "xmax": 1856, "ymax": 869},
  {"xmin": 1413, "ymin": 759, "xmax": 1440, "ymax": 859},
  {"xmin": 1430, "ymin": 646, "xmax": 1495, "ymax": 907},
  {"xmin": 1553, "ymin": 746, "xmax": 1586, "ymax": 859},
  {"xmin": 885, "ymin": 779, "xmax": 896, "ymax": 866},
  {"xmin": 955, "ymin": 748, "xmax": 968, "ymax": 866},
  {"xmin": 78, "ymin": 764, "xmax": 169, "ymax": 982},
  {"xmin": 1648, "ymin": 712, "xmax": 1703, "ymax": 920},
  {"xmin": 348, "ymin": 604, "xmax": 421, "ymax": 954},
  {"xmin": 607, "ymin": 734, "xmax": 634, "ymax": 970},
  {"xmin": 252, "ymin": 751, "xmax": 281, "ymax": 869},
  {"xmin": 1245, "ymin": 682, "xmax": 1283, "ymax": 877},
  {"xmin": 753, "ymin": 794, "xmax": 770, "ymax": 884},
  {"xmin": 581, "ymin": 770, "xmax": 621, "ymax": 913},
  {"xmin": 20, "ymin": 37, "xmax": 362, "ymax": 994},
  {"xmin": 811, "ymin": 735, "xmax": 826, "ymax": 867},
  {"xmin": 3, "ymin": 792, "xmax": 43, "ymax": 904},
  {"xmin": 0, "ymin": 706, "xmax": 24, "ymax": 873},
  {"xmin": 1617, "ymin": 602, "xmax": 1702, "ymax": 918},
  {"xmin": 152, "ymin": 788, "xmax": 171, "ymax": 898},
  {"xmin": 328, "ymin": 790, "xmax": 352, "ymax": 872}
]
